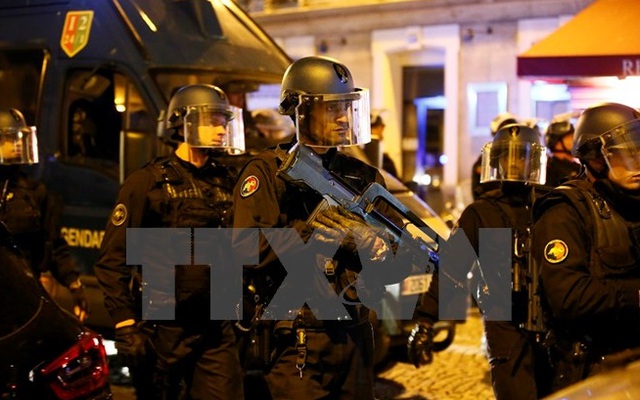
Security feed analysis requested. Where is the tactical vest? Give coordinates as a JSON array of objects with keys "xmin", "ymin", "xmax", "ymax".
[
  {"xmin": 144, "ymin": 156, "xmax": 237, "ymax": 321},
  {"xmin": 475, "ymin": 188, "xmax": 536, "ymax": 324},
  {"xmin": 543, "ymin": 180, "xmax": 639, "ymax": 279},
  {"xmin": 147, "ymin": 157, "xmax": 235, "ymax": 229},
  {"xmin": 246, "ymin": 146, "xmax": 376, "ymax": 324},
  {"xmin": 535, "ymin": 179, "xmax": 640, "ymax": 356}
]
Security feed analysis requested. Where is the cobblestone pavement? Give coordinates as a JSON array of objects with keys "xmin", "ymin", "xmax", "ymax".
[
  {"xmin": 375, "ymin": 308, "xmax": 495, "ymax": 400},
  {"xmin": 111, "ymin": 308, "xmax": 494, "ymax": 400}
]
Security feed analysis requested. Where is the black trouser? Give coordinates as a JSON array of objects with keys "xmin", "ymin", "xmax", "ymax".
[
  {"xmin": 484, "ymin": 320, "xmax": 552, "ymax": 400},
  {"xmin": 130, "ymin": 320, "xmax": 244, "ymax": 400},
  {"xmin": 265, "ymin": 320, "xmax": 375, "ymax": 400}
]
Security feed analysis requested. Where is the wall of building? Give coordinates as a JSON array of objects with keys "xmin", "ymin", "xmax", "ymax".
[{"xmin": 244, "ymin": 0, "xmax": 595, "ymax": 203}]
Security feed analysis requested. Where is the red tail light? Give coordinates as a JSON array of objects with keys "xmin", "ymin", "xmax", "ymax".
[{"xmin": 39, "ymin": 332, "xmax": 110, "ymax": 400}]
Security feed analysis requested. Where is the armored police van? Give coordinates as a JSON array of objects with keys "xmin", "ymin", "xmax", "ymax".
[{"xmin": 0, "ymin": 0, "xmax": 290, "ymax": 335}]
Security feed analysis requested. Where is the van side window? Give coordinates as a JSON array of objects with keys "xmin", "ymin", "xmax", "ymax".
[
  {"xmin": 64, "ymin": 69, "xmax": 156, "ymax": 179},
  {"xmin": 0, "ymin": 49, "xmax": 45, "ymax": 125},
  {"xmin": 66, "ymin": 70, "xmax": 121, "ymax": 162}
]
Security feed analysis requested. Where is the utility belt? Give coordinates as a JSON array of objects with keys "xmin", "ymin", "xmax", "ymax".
[{"xmin": 275, "ymin": 304, "xmax": 370, "ymax": 331}]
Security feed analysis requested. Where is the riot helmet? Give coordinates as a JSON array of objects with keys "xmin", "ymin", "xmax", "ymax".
[
  {"xmin": 161, "ymin": 84, "xmax": 245, "ymax": 154},
  {"xmin": 545, "ymin": 114, "xmax": 574, "ymax": 153},
  {"xmin": 279, "ymin": 56, "xmax": 370, "ymax": 148},
  {"xmin": 480, "ymin": 123, "xmax": 547, "ymax": 184},
  {"xmin": 572, "ymin": 102, "xmax": 640, "ymax": 161},
  {"xmin": 0, "ymin": 108, "xmax": 38, "ymax": 165}
]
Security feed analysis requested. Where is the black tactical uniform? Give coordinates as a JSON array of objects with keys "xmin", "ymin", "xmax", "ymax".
[
  {"xmin": 95, "ymin": 152, "xmax": 245, "ymax": 398},
  {"xmin": 0, "ymin": 166, "xmax": 80, "ymax": 285},
  {"xmin": 411, "ymin": 124, "xmax": 552, "ymax": 400},
  {"xmin": 233, "ymin": 143, "xmax": 383, "ymax": 399},
  {"xmin": 0, "ymin": 108, "xmax": 85, "ymax": 318},
  {"xmin": 532, "ymin": 102, "xmax": 640, "ymax": 392},
  {"xmin": 465, "ymin": 186, "xmax": 550, "ymax": 400},
  {"xmin": 94, "ymin": 84, "xmax": 245, "ymax": 399},
  {"xmin": 533, "ymin": 179, "xmax": 640, "ymax": 391},
  {"xmin": 413, "ymin": 185, "xmax": 552, "ymax": 400},
  {"xmin": 234, "ymin": 56, "xmax": 391, "ymax": 400}
]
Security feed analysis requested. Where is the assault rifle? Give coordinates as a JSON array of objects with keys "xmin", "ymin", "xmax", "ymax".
[
  {"xmin": 276, "ymin": 143, "xmax": 441, "ymax": 274},
  {"xmin": 514, "ymin": 232, "xmax": 547, "ymax": 340},
  {"xmin": 514, "ymin": 223, "xmax": 546, "ymax": 338}
]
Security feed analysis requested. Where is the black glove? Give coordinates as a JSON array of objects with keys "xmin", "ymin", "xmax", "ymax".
[
  {"xmin": 115, "ymin": 324, "xmax": 149, "ymax": 367},
  {"xmin": 310, "ymin": 206, "xmax": 386, "ymax": 258},
  {"xmin": 68, "ymin": 281, "xmax": 89, "ymax": 322},
  {"xmin": 407, "ymin": 321, "xmax": 434, "ymax": 368}
]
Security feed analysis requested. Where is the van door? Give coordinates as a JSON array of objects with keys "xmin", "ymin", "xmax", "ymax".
[
  {"xmin": 40, "ymin": 66, "xmax": 158, "ymax": 334},
  {"xmin": 43, "ymin": 67, "xmax": 157, "ymax": 273}
]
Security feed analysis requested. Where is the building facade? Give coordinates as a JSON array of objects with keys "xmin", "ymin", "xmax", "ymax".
[{"xmin": 240, "ymin": 0, "xmax": 596, "ymax": 207}]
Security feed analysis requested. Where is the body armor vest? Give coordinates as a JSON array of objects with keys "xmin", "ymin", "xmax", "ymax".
[
  {"xmin": 535, "ymin": 179, "xmax": 640, "ymax": 355},
  {"xmin": 552, "ymin": 180, "xmax": 638, "ymax": 279},
  {"xmin": 246, "ymin": 146, "xmax": 376, "ymax": 324},
  {"xmin": 144, "ymin": 156, "xmax": 237, "ymax": 321},
  {"xmin": 475, "ymin": 188, "xmax": 536, "ymax": 324},
  {"xmin": 148, "ymin": 157, "xmax": 235, "ymax": 229}
]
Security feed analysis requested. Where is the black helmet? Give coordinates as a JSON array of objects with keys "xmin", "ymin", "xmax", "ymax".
[
  {"xmin": 545, "ymin": 115, "xmax": 574, "ymax": 150},
  {"xmin": 480, "ymin": 123, "xmax": 547, "ymax": 184},
  {"xmin": 160, "ymin": 84, "xmax": 245, "ymax": 153},
  {"xmin": 278, "ymin": 56, "xmax": 370, "ymax": 148},
  {"xmin": 0, "ymin": 108, "xmax": 38, "ymax": 165},
  {"xmin": 279, "ymin": 56, "xmax": 355, "ymax": 115},
  {"xmin": 572, "ymin": 102, "xmax": 640, "ymax": 160}
]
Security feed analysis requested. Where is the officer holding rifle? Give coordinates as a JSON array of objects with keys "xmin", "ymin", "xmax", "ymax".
[{"xmin": 232, "ymin": 55, "xmax": 397, "ymax": 399}]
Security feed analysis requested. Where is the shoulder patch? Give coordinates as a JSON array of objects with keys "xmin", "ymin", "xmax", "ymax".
[
  {"xmin": 544, "ymin": 239, "xmax": 569, "ymax": 264},
  {"xmin": 111, "ymin": 203, "xmax": 127, "ymax": 226},
  {"xmin": 240, "ymin": 175, "xmax": 260, "ymax": 198}
]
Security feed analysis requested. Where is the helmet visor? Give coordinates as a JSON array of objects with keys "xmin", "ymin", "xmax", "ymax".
[
  {"xmin": 480, "ymin": 141, "xmax": 547, "ymax": 184},
  {"xmin": 295, "ymin": 89, "xmax": 371, "ymax": 148},
  {"xmin": 183, "ymin": 105, "xmax": 245, "ymax": 154},
  {"xmin": 600, "ymin": 119, "xmax": 640, "ymax": 178},
  {"xmin": 0, "ymin": 126, "xmax": 38, "ymax": 165}
]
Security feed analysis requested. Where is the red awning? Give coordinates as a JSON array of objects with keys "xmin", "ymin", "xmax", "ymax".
[{"xmin": 517, "ymin": 0, "xmax": 640, "ymax": 78}]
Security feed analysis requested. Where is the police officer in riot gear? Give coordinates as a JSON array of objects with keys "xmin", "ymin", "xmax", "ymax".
[
  {"xmin": 410, "ymin": 123, "xmax": 553, "ymax": 399},
  {"xmin": 532, "ymin": 102, "xmax": 640, "ymax": 392},
  {"xmin": 94, "ymin": 84, "xmax": 244, "ymax": 399},
  {"xmin": 472, "ymin": 112, "xmax": 520, "ymax": 200},
  {"xmin": 0, "ymin": 108, "xmax": 87, "ymax": 320},
  {"xmin": 544, "ymin": 115, "xmax": 581, "ymax": 187},
  {"xmin": 232, "ymin": 55, "xmax": 390, "ymax": 399}
]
